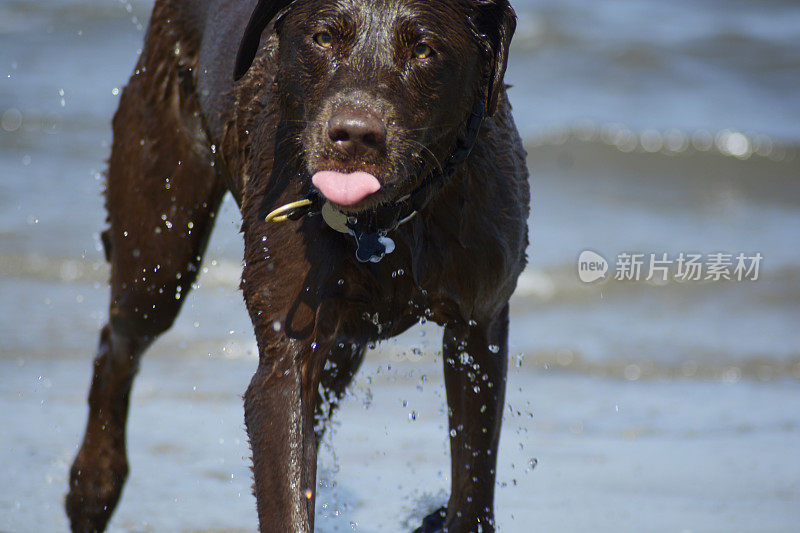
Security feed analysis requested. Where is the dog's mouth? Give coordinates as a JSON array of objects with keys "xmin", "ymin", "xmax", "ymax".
[
  {"xmin": 304, "ymin": 116, "xmax": 434, "ymax": 211},
  {"xmin": 311, "ymin": 170, "xmax": 381, "ymax": 207}
]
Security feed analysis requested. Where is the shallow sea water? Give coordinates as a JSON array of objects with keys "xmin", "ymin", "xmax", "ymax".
[
  {"xmin": 4, "ymin": 354, "xmax": 800, "ymax": 532},
  {"xmin": 1, "ymin": 0, "xmax": 799, "ymax": 531}
]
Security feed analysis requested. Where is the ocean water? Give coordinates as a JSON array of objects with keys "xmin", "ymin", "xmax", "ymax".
[{"xmin": 1, "ymin": 0, "xmax": 799, "ymax": 532}]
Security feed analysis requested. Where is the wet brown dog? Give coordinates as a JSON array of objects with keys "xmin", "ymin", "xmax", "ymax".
[{"xmin": 66, "ymin": 0, "xmax": 529, "ymax": 531}]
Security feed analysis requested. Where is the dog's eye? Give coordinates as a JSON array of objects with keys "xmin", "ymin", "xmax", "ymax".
[
  {"xmin": 412, "ymin": 43, "xmax": 433, "ymax": 59},
  {"xmin": 313, "ymin": 31, "xmax": 333, "ymax": 48}
]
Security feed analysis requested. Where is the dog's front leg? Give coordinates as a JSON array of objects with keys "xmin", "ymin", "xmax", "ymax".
[
  {"xmin": 439, "ymin": 305, "xmax": 510, "ymax": 533},
  {"xmin": 244, "ymin": 325, "xmax": 325, "ymax": 532}
]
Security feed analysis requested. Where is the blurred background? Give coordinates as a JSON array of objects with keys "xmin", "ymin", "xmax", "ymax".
[{"xmin": 1, "ymin": 0, "xmax": 799, "ymax": 531}]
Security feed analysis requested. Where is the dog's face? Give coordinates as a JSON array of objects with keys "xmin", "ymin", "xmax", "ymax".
[{"xmin": 236, "ymin": 0, "xmax": 516, "ymax": 211}]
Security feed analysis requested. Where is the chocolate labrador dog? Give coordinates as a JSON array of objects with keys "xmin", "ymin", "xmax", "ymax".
[{"xmin": 66, "ymin": 0, "xmax": 529, "ymax": 531}]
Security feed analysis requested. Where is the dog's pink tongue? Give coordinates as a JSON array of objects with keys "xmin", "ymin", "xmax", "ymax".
[{"xmin": 312, "ymin": 171, "xmax": 381, "ymax": 206}]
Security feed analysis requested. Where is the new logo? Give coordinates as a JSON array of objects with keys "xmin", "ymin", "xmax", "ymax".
[{"xmin": 578, "ymin": 250, "xmax": 608, "ymax": 283}]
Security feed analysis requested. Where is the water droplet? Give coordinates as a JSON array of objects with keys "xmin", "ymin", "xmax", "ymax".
[
  {"xmin": 624, "ymin": 364, "xmax": 641, "ymax": 381},
  {"xmin": 1, "ymin": 108, "xmax": 22, "ymax": 132}
]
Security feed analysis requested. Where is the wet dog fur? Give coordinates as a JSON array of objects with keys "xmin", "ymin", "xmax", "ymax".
[{"xmin": 66, "ymin": 1, "xmax": 529, "ymax": 531}]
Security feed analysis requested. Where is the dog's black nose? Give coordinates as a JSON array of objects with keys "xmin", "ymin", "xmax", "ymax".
[{"xmin": 327, "ymin": 110, "xmax": 386, "ymax": 157}]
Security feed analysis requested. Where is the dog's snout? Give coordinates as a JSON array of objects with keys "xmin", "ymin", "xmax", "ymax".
[{"xmin": 326, "ymin": 111, "xmax": 386, "ymax": 156}]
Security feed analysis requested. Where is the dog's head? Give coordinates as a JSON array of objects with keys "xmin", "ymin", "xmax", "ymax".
[{"xmin": 235, "ymin": 0, "xmax": 516, "ymax": 211}]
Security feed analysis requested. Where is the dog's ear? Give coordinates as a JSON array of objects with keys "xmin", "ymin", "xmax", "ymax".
[
  {"xmin": 473, "ymin": 0, "xmax": 517, "ymax": 116},
  {"xmin": 234, "ymin": 0, "xmax": 295, "ymax": 80}
]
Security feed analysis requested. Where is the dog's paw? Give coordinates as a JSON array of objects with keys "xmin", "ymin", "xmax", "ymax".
[
  {"xmin": 412, "ymin": 506, "xmax": 447, "ymax": 533},
  {"xmin": 65, "ymin": 444, "xmax": 128, "ymax": 533}
]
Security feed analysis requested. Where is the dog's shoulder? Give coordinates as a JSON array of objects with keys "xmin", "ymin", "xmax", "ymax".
[
  {"xmin": 413, "ymin": 91, "xmax": 529, "ymax": 319},
  {"xmin": 139, "ymin": 1, "xmax": 267, "ymax": 140}
]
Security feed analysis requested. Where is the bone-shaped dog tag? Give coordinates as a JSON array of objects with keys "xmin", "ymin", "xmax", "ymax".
[{"xmin": 353, "ymin": 232, "xmax": 395, "ymax": 263}]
